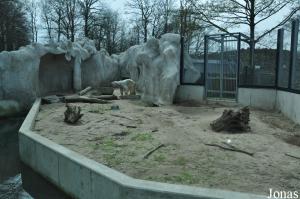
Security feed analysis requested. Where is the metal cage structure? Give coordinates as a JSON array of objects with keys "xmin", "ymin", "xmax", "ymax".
[
  {"xmin": 204, "ymin": 33, "xmax": 250, "ymax": 100},
  {"xmin": 179, "ymin": 19, "xmax": 300, "ymax": 102}
]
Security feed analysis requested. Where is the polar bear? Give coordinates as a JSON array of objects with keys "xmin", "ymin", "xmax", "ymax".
[{"xmin": 111, "ymin": 79, "xmax": 136, "ymax": 96}]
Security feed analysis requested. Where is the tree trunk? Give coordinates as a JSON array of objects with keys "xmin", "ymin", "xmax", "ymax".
[
  {"xmin": 249, "ymin": 0, "xmax": 255, "ymax": 85},
  {"xmin": 210, "ymin": 107, "xmax": 250, "ymax": 132},
  {"xmin": 144, "ymin": 18, "xmax": 148, "ymax": 43},
  {"xmin": 64, "ymin": 104, "xmax": 83, "ymax": 124}
]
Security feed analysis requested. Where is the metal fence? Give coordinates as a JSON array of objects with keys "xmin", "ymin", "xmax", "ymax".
[
  {"xmin": 277, "ymin": 19, "xmax": 300, "ymax": 93},
  {"xmin": 180, "ymin": 19, "xmax": 300, "ymax": 96}
]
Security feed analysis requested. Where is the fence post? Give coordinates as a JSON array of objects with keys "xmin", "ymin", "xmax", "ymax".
[
  {"xmin": 204, "ymin": 35, "xmax": 208, "ymax": 98},
  {"xmin": 180, "ymin": 36, "xmax": 184, "ymax": 85},
  {"xmin": 289, "ymin": 19, "xmax": 299, "ymax": 89},
  {"xmin": 276, "ymin": 28, "xmax": 284, "ymax": 88}
]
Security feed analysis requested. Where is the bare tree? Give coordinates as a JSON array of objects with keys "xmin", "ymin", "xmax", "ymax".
[
  {"xmin": 0, "ymin": 0, "xmax": 29, "ymax": 51},
  {"xmin": 25, "ymin": 0, "xmax": 38, "ymax": 43},
  {"xmin": 191, "ymin": 0, "xmax": 300, "ymax": 67},
  {"xmin": 61, "ymin": 0, "xmax": 79, "ymax": 42},
  {"xmin": 126, "ymin": 0, "xmax": 157, "ymax": 42},
  {"xmin": 79, "ymin": 0, "xmax": 100, "ymax": 38},
  {"xmin": 47, "ymin": 0, "xmax": 65, "ymax": 42},
  {"xmin": 161, "ymin": 0, "xmax": 175, "ymax": 34},
  {"xmin": 41, "ymin": 0, "xmax": 54, "ymax": 41}
]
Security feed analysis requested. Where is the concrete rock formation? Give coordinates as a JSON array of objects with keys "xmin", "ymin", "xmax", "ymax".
[
  {"xmin": 0, "ymin": 34, "xmax": 198, "ymax": 116},
  {"xmin": 118, "ymin": 33, "xmax": 199, "ymax": 105},
  {"xmin": 0, "ymin": 38, "xmax": 120, "ymax": 114}
]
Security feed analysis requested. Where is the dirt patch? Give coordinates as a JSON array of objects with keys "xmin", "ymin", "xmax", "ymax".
[{"xmin": 34, "ymin": 100, "xmax": 300, "ymax": 195}]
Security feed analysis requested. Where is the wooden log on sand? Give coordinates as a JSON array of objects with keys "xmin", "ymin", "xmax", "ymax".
[
  {"xmin": 64, "ymin": 96, "xmax": 110, "ymax": 104},
  {"xmin": 210, "ymin": 106, "xmax": 250, "ymax": 132}
]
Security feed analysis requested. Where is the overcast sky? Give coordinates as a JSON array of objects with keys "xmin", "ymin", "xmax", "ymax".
[
  {"xmin": 106, "ymin": 0, "xmax": 127, "ymax": 13},
  {"xmin": 106, "ymin": 0, "xmax": 290, "ymax": 32},
  {"xmin": 36, "ymin": 0, "xmax": 294, "ymax": 48}
]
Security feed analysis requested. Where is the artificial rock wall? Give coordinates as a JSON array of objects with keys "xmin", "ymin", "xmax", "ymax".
[
  {"xmin": 118, "ymin": 33, "xmax": 198, "ymax": 105},
  {"xmin": 0, "ymin": 34, "xmax": 197, "ymax": 116},
  {"xmin": 0, "ymin": 39, "xmax": 120, "ymax": 116}
]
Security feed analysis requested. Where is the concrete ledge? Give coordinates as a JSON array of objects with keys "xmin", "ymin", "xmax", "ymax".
[
  {"xmin": 238, "ymin": 88, "xmax": 277, "ymax": 110},
  {"xmin": 19, "ymin": 99, "xmax": 268, "ymax": 199},
  {"xmin": 276, "ymin": 90, "xmax": 300, "ymax": 124},
  {"xmin": 175, "ymin": 85, "xmax": 205, "ymax": 103}
]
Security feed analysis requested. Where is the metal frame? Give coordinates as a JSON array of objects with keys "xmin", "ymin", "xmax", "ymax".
[
  {"xmin": 180, "ymin": 19, "xmax": 300, "ymax": 97},
  {"xmin": 277, "ymin": 19, "xmax": 300, "ymax": 94},
  {"xmin": 180, "ymin": 35, "xmax": 205, "ymax": 86},
  {"xmin": 204, "ymin": 33, "xmax": 242, "ymax": 101}
]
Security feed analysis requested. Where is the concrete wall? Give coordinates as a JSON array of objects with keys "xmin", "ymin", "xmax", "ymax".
[
  {"xmin": 174, "ymin": 86, "xmax": 300, "ymax": 125},
  {"xmin": 276, "ymin": 90, "xmax": 300, "ymax": 124},
  {"xmin": 39, "ymin": 54, "xmax": 74, "ymax": 96},
  {"xmin": 238, "ymin": 88, "xmax": 277, "ymax": 110},
  {"xmin": 0, "ymin": 47, "xmax": 41, "ymax": 110},
  {"xmin": 174, "ymin": 85, "xmax": 205, "ymax": 103},
  {"xmin": 19, "ymin": 99, "xmax": 266, "ymax": 199},
  {"xmin": 81, "ymin": 51, "xmax": 120, "ymax": 88}
]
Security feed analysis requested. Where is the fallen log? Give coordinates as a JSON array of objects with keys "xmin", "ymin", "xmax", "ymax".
[
  {"xmin": 64, "ymin": 96, "xmax": 110, "ymax": 104},
  {"xmin": 42, "ymin": 95, "xmax": 62, "ymax": 104},
  {"xmin": 210, "ymin": 106, "xmax": 250, "ymax": 132},
  {"xmin": 64, "ymin": 104, "xmax": 83, "ymax": 124},
  {"xmin": 90, "ymin": 95, "xmax": 118, "ymax": 100},
  {"xmin": 78, "ymin": 86, "xmax": 92, "ymax": 96}
]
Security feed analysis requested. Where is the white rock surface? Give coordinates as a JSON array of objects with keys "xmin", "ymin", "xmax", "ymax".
[
  {"xmin": 0, "ymin": 39, "xmax": 120, "ymax": 113},
  {"xmin": 118, "ymin": 33, "xmax": 199, "ymax": 105},
  {"xmin": 0, "ymin": 34, "xmax": 198, "ymax": 115}
]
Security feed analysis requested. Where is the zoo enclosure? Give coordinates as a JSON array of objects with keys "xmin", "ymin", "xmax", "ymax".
[{"xmin": 180, "ymin": 19, "xmax": 300, "ymax": 97}]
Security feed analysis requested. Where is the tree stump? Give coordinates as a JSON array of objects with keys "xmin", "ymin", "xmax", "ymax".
[
  {"xmin": 210, "ymin": 106, "xmax": 250, "ymax": 132},
  {"xmin": 64, "ymin": 104, "xmax": 83, "ymax": 124}
]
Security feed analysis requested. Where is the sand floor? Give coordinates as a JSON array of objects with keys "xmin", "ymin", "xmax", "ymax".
[{"xmin": 34, "ymin": 99, "xmax": 300, "ymax": 195}]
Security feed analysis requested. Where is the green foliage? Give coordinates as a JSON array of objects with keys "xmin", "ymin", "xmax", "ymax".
[
  {"xmin": 173, "ymin": 156, "xmax": 187, "ymax": 166},
  {"xmin": 164, "ymin": 172, "xmax": 197, "ymax": 184},
  {"xmin": 131, "ymin": 133, "xmax": 153, "ymax": 141},
  {"xmin": 88, "ymin": 104, "xmax": 110, "ymax": 114},
  {"xmin": 153, "ymin": 154, "xmax": 166, "ymax": 162}
]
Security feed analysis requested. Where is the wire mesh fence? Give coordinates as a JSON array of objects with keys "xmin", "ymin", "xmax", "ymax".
[
  {"xmin": 277, "ymin": 19, "xmax": 300, "ymax": 93},
  {"xmin": 180, "ymin": 19, "xmax": 300, "ymax": 96}
]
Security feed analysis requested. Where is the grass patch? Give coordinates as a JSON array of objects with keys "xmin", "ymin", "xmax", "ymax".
[
  {"xmin": 88, "ymin": 104, "xmax": 110, "ymax": 114},
  {"xmin": 103, "ymin": 153, "xmax": 122, "ymax": 167},
  {"xmin": 131, "ymin": 133, "xmax": 153, "ymax": 141},
  {"xmin": 100, "ymin": 138, "xmax": 119, "ymax": 151},
  {"xmin": 91, "ymin": 143, "xmax": 100, "ymax": 151},
  {"xmin": 173, "ymin": 156, "xmax": 187, "ymax": 166},
  {"xmin": 154, "ymin": 154, "xmax": 166, "ymax": 162},
  {"xmin": 164, "ymin": 172, "xmax": 197, "ymax": 184}
]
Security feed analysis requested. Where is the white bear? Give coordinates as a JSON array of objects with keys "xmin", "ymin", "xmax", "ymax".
[{"xmin": 111, "ymin": 79, "xmax": 136, "ymax": 96}]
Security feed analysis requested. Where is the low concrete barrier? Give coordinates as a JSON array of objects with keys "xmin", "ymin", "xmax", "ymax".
[{"xmin": 19, "ymin": 99, "xmax": 267, "ymax": 199}]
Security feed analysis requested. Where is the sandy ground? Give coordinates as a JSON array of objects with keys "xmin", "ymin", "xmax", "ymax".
[{"xmin": 34, "ymin": 99, "xmax": 300, "ymax": 195}]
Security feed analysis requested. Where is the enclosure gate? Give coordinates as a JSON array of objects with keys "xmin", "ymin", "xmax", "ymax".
[{"xmin": 205, "ymin": 34, "xmax": 241, "ymax": 100}]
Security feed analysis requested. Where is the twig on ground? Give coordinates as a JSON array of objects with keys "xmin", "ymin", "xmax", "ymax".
[
  {"xmin": 285, "ymin": 153, "xmax": 300, "ymax": 160},
  {"xmin": 119, "ymin": 123, "xmax": 137, "ymax": 128},
  {"xmin": 112, "ymin": 131, "xmax": 130, "ymax": 137},
  {"xmin": 143, "ymin": 144, "xmax": 166, "ymax": 159},
  {"xmin": 204, "ymin": 143, "xmax": 254, "ymax": 157}
]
